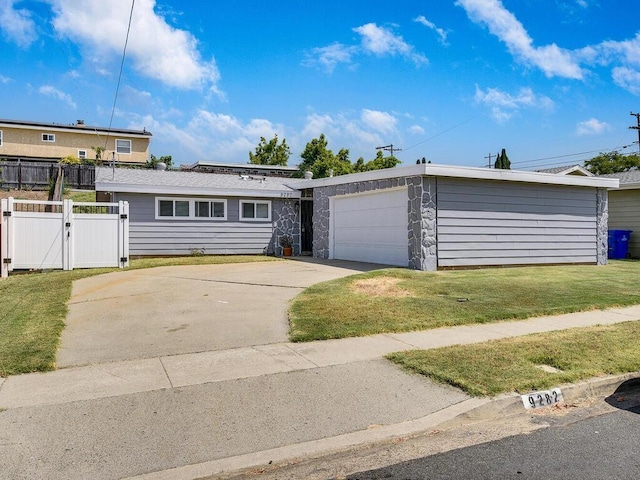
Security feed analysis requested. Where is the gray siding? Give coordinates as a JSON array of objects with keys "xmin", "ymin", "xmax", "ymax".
[
  {"xmin": 437, "ymin": 178, "xmax": 597, "ymax": 267},
  {"xmin": 115, "ymin": 193, "xmax": 274, "ymax": 256},
  {"xmin": 608, "ymin": 190, "xmax": 640, "ymax": 259}
]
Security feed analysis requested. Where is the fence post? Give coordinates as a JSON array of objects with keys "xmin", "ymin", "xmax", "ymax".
[
  {"xmin": 63, "ymin": 199, "xmax": 73, "ymax": 271},
  {"xmin": 119, "ymin": 201, "xmax": 130, "ymax": 268},
  {"xmin": 1, "ymin": 198, "xmax": 8, "ymax": 278}
]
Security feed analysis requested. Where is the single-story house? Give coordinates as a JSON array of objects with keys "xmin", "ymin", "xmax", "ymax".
[
  {"xmin": 95, "ymin": 166, "xmax": 301, "ymax": 256},
  {"xmin": 96, "ymin": 163, "xmax": 618, "ymax": 269},
  {"xmin": 602, "ymin": 170, "xmax": 640, "ymax": 259},
  {"xmin": 286, "ymin": 164, "xmax": 618, "ymax": 270}
]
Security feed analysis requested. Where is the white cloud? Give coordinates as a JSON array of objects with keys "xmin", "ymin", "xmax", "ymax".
[
  {"xmin": 409, "ymin": 125, "xmax": 425, "ymax": 135},
  {"xmin": 576, "ymin": 118, "xmax": 610, "ymax": 136},
  {"xmin": 49, "ymin": 0, "xmax": 220, "ymax": 92},
  {"xmin": 303, "ymin": 43, "xmax": 357, "ymax": 73},
  {"xmin": 0, "ymin": 0, "xmax": 37, "ymax": 47},
  {"xmin": 474, "ymin": 85, "xmax": 554, "ymax": 122},
  {"xmin": 38, "ymin": 85, "xmax": 77, "ymax": 109},
  {"xmin": 0, "ymin": 73, "xmax": 11, "ymax": 83},
  {"xmin": 353, "ymin": 23, "xmax": 428, "ymax": 65},
  {"xmin": 413, "ymin": 15, "xmax": 449, "ymax": 44},
  {"xmin": 612, "ymin": 67, "xmax": 640, "ymax": 95},
  {"xmin": 361, "ymin": 109, "xmax": 398, "ymax": 133},
  {"xmin": 134, "ymin": 110, "xmax": 286, "ymax": 163},
  {"xmin": 456, "ymin": 0, "xmax": 583, "ymax": 79}
]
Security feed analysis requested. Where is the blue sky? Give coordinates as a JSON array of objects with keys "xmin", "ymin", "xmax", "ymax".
[{"xmin": 1, "ymin": 0, "xmax": 639, "ymax": 169}]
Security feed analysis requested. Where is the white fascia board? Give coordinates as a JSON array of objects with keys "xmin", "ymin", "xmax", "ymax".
[
  {"xmin": 424, "ymin": 164, "xmax": 619, "ymax": 188},
  {"xmin": 95, "ymin": 183, "xmax": 301, "ymax": 198},
  {"xmin": 286, "ymin": 163, "xmax": 619, "ymax": 189}
]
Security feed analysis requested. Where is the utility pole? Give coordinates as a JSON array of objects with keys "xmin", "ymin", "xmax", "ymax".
[
  {"xmin": 630, "ymin": 112, "xmax": 640, "ymax": 153},
  {"xmin": 376, "ymin": 144, "xmax": 402, "ymax": 157},
  {"xmin": 484, "ymin": 152, "xmax": 495, "ymax": 168}
]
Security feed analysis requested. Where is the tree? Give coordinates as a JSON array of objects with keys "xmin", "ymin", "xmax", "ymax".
[
  {"xmin": 297, "ymin": 134, "xmax": 402, "ymax": 178},
  {"xmin": 146, "ymin": 154, "xmax": 173, "ymax": 169},
  {"xmin": 298, "ymin": 134, "xmax": 338, "ymax": 178},
  {"xmin": 249, "ymin": 134, "xmax": 290, "ymax": 166},
  {"xmin": 91, "ymin": 146, "xmax": 105, "ymax": 163},
  {"xmin": 494, "ymin": 148, "xmax": 511, "ymax": 169},
  {"xmin": 584, "ymin": 151, "xmax": 640, "ymax": 175}
]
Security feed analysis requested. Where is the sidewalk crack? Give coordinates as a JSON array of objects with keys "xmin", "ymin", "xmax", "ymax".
[{"xmin": 159, "ymin": 357, "xmax": 174, "ymax": 389}]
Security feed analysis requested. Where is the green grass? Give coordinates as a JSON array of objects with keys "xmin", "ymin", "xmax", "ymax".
[
  {"xmin": 0, "ymin": 255, "xmax": 279, "ymax": 377},
  {"xmin": 387, "ymin": 321, "xmax": 640, "ymax": 397},
  {"xmin": 67, "ymin": 190, "xmax": 96, "ymax": 202},
  {"xmin": 289, "ymin": 261, "xmax": 640, "ymax": 341}
]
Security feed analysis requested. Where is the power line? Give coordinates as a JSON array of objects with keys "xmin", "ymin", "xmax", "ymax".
[
  {"xmin": 403, "ymin": 118, "xmax": 474, "ymax": 152},
  {"xmin": 105, "ymin": 0, "xmax": 136, "ymax": 154}
]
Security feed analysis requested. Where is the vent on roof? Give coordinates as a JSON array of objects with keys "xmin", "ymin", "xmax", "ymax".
[
  {"xmin": 156, "ymin": 162, "xmax": 166, "ymax": 171},
  {"xmin": 76, "ymin": 119, "xmax": 85, "ymax": 125}
]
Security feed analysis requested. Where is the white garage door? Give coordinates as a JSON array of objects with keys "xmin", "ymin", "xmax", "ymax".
[{"xmin": 331, "ymin": 188, "xmax": 408, "ymax": 266}]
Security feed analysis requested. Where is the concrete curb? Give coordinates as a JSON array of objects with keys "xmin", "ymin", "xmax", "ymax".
[
  {"xmin": 440, "ymin": 371, "xmax": 640, "ymax": 428},
  {"xmin": 124, "ymin": 372, "xmax": 640, "ymax": 480}
]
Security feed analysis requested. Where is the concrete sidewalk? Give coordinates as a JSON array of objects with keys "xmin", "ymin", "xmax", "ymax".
[
  {"xmin": 1, "ymin": 306, "xmax": 639, "ymax": 479},
  {"xmin": 2, "ymin": 305, "xmax": 640, "ymax": 409}
]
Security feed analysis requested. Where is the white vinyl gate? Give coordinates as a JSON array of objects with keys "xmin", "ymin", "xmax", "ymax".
[{"xmin": 1, "ymin": 198, "xmax": 129, "ymax": 278}]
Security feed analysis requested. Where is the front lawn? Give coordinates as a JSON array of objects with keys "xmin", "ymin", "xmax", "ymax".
[
  {"xmin": 289, "ymin": 261, "xmax": 640, "ymax": 341},
  {"xmin": 0, "ymin": 255, "xmax": 279, "ymax": 377}
]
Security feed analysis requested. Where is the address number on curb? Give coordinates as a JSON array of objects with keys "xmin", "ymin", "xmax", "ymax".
[{"xmin": 521, "ymin": 388, "xmax": 564, "ymax": 410}]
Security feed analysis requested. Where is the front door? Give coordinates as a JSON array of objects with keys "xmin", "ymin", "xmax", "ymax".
[{"xmin": 301, "ymin": 199, "xmax": 313, "ymax": 254}]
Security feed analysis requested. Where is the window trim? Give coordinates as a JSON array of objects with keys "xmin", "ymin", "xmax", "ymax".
[
  {"xmin": 78, "ymin": 149, "xmax": 87, "ymax": 160},
  {"xmin": 42, "ymin": 133, "xmax": 55, "ymax": 142},
  {"xmin": 116, "ymin": 138, "xmax": 132, "ymax": 155},
  {"xmin": 155, "ymin": 197, "xmax": 227, "ymax": 221},
  {"xmin": 240, "ymin": 200, "xmax": 272, "ymax": 222},
  {"xmin": 0, "ymin": 129, "xmax": 3, "ymax": 146}
]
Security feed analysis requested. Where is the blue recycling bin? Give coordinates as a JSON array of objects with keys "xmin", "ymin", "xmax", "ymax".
[{"xmin": 608, "ymin": 230, "xmax": 632, "ymax": 259}]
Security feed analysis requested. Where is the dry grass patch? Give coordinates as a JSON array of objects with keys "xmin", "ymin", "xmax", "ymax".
[{"xmin": 352, "ymin": 277, "xmax": 415, "ymax": 298}]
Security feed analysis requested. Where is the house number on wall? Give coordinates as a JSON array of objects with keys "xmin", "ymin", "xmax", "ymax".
[{"xmin": 280, "ymin": 192, "xmax": 294, "ymax": 198}]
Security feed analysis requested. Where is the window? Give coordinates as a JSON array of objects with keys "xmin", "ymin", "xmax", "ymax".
[
  {"xmin": 158, "ymin": 199, "xmax": 189, "ymax": 218},
  {"xmin": 195, "ymin": 200, "xmax": 226, "ymax": 219},
  {"xmin": 240, "ymin": 200, "xmax": 271, "ymax": 221},
  {"xmin": 42, "ymin": 133, "xmax": 55, "ymax": 142},
  {"xmin": 78, "ymin": 150, "xmax": 87, "ymax": 160},
  {"xmin": 116, "ymin": 139, "xmax": 132, "ymax": 154},
  {"xmin": 156, "ymin": 197, "xmax": 227, "ymax": 220}
]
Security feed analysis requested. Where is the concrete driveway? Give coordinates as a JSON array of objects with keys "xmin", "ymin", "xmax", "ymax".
[{"xmin": 57, "ymin": 259, "xmax": 382, "ymax": 367}]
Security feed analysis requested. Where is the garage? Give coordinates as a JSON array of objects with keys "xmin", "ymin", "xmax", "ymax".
[{"xmin": 330, "ymin": 187, "xmax": 408, "ymax": 266}]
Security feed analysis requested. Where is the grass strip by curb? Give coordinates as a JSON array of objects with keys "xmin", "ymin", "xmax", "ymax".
[{"xmin": 387, "ymin": 321, "xmax": 640, "ymax": 397}]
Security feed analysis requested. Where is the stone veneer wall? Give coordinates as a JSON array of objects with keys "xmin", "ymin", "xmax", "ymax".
[
  {"xmin": 313, "ymin": 175, "xmax": 435, "ymax": 270},
  {"xmin": 408, "ymin": 177, "xmax": 438, "ymax": 271},
  {"xmin": 596, "ymin": 187, "xmax": 608, "ymax": 265},
  {"xmin": 270, "ymin": 198, "xmax": 301, "ymax": 256}
]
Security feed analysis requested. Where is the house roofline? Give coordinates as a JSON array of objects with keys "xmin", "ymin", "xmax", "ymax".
[
  {"xmin": 95, "ymin": 182, "xmax": 301, "ymax": 199},
  {"xmin": 0, "ymin": 119, "xmax": 152, "ymax": 138},
  {"xmin": 285, "ymin": 163, "xmax": 619, "ymax": 189}
]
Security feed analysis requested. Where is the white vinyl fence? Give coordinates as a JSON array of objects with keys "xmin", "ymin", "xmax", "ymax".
[{"xmin": 1, "ymin": 198, "xmax": 129, "ymax": 278}]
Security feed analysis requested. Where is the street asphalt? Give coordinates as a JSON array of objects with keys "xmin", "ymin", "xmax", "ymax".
[{"xmin": 0, "ymin": 258, "xmax": 639, "ymax": 480}]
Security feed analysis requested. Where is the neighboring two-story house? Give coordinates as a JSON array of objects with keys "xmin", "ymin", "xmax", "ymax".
[{"xmin": 0, "ymin": 119, "xmax": 152, "ymax": 164}]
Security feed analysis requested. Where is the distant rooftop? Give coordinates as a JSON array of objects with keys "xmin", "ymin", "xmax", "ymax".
[
  {"xmin": 0, "ymin": 118, "xmax": 152, "ymax": 137},
  {"xmin": 536, "ymin": 164, "xmax": 592, "ymax": 176},
  {"xmin": 182, "ymin": 161, "xmax": 299, "ymax": 178},
  {"xmin": 600, "ymin": 169, "xmax": 640, "ymax": 188}
]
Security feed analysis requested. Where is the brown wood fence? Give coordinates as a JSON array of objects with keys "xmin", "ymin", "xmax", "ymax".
[{"xmin": 0, "ymin": 162, "xmax": 95, "ymax": 190}]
